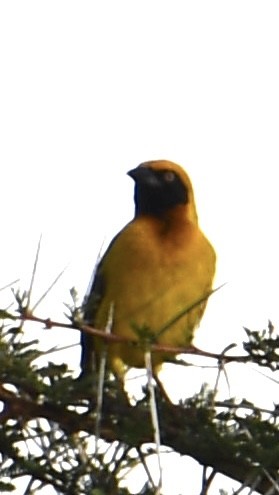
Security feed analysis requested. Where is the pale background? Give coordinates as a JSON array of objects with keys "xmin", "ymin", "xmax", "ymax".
[{"xmin": 1, "ymin": 1, "xmax": 279, "ymax": 493}]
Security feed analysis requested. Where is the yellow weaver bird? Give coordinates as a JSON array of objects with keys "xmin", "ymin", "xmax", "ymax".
[{"xmin": 80, "ymin": 160, "xmax": 216, "ymax": 380}]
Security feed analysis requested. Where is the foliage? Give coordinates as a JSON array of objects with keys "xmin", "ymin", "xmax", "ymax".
[{"xmin": 1, "ymin": 293, "xmax": 279, "ymax": 494}]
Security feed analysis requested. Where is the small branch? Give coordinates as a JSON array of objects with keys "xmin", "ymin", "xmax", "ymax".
[
  {"xmin": 214, "ymin": 400, "xmax": 279, "ymax": 417},
  {"xmin": 200, "ymin": 466, "xmax": 216, "ymax": 495},
  {"xmin": 4, "ymin": 310, "xmax": 252, "ymax": 364},
  {"xmin": 0, "ymin": 383, "xmax": 112, "ymax": 438}
]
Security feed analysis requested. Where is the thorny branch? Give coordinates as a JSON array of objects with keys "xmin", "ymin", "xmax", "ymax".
[
  {"xmin": 1, "ymin": 295, "xmax": 279, "ymax": 493},
  {"xmin": 4, "ymin": 307, "xmax": 253, "ymax": 364}
]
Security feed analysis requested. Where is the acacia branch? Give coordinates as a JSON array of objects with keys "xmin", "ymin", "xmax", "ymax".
[
  {"xmin": 12, "ymin": 310, "xmax": 251, "ymax": 364},
  {"xmin": 0, "ymin": 382, "xmax": 276, "ymax": 495}
]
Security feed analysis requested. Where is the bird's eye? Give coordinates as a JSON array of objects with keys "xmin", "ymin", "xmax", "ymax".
[{"xmin": 163, "ymin": 171, "xmax": 176, "ymax": 182}]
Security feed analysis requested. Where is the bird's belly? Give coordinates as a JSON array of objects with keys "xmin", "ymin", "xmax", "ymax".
[{"xmin": 95, "ymin": 261, "xmax": 210, "ymax": 369}]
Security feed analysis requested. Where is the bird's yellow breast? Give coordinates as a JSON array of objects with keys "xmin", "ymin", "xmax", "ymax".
[{"xmin": 94, "ymin": 214, "xmax": 216, "ymax": 374}]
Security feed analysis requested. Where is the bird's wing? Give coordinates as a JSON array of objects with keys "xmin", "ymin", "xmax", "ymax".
[
  {"xmin": 79, "ymin": 233, "xmax": 122, "ymax": 377},
  {"xmin": 80, "ymin": 259, "xmax": 105, "ymax": 377}
]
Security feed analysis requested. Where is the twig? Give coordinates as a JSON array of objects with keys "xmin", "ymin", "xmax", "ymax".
[
  {"xmin": 32, "ymin": 266, "xmax": 68, "ymax": 312},
  {"xmin": 200, "ymin": 466, "xmax": 216, "ymax": 495},
  {"xmin": 26, "ymin": 235, "xmax": 42, "ymax": 310},
  {"xmin": 0, "ymin": 279, "xmax": 20, "ymax": 292},
  {"xmin": 4, "ymin": 311, "xmax": 252, "ymax": 365},
  {"xmin": 157, "ymin": 283, "xmax": 227, "ymax": 337}
]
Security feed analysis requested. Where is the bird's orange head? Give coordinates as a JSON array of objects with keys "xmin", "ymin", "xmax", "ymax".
[{"xmin": 128, "ymin": 160, "xmax": 198, "ymax": 224}]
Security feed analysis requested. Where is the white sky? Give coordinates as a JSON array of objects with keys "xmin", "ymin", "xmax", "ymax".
[{"xmin": 1, "ymin": 2, "xmax": 279, "ymax": 494}]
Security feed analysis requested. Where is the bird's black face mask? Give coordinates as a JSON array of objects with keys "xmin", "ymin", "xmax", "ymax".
[{"xmin": 128, "ymin": 167, "xmax": 188, "ymax": 216}]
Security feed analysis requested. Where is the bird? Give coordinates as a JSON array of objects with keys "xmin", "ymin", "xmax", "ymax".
[{"xmin": 80, "ymin": 160, "xmax": 216, "ymax": 382}]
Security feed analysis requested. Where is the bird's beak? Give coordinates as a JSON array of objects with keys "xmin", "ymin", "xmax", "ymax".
[
  {"xmin": 127, "ymin": 167, "xmax": 158, "ymax": 186},
  {"xmin": 127, "ymin": 167, "xmax": 145, "ymax": 180}
]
